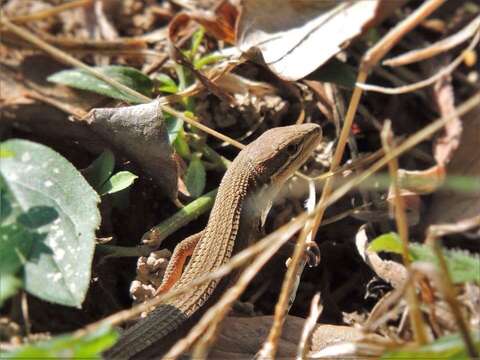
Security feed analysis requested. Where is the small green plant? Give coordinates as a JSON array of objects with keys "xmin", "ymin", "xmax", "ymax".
[
  {"xmin": 154, "ymin": 27, "xmax": 224, "ymax": 198},
  {"xmin": 381, "ymin": 331, "xmax": 480, "ymax": 359},
  {"xmin": 82, "ymin": 149, "xmax": 138, "ymax": 197},
  {"xmin": 47, "ymin": 27, "xmax": 222, "ymax": 200},
  {"xmin": 368, "ymin": 232, "xmax": 480, "ymax": 283},
  {"xmin": 4, "ymin": 324, "xmax": 118, "ymax": 358}
]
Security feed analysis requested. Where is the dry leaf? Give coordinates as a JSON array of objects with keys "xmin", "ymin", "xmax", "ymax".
[
  {"xmin": 426, "ymin": 104, "xmax": 480, "ymax": 224},
  {"xmin": 355, "ymin": 226, "xmax": 407, "ymax": 289},
  {"xmin": 236, "ymin": 0, "xmax": 404, "ymax": 80},
  {"xmin": 86, "ymin": 100, "xmax": 178, "ymax": 200},
  {"xmin": 168, "ymin": 12, "xmax": 234, "ymax": 104},
  {"xmin": 0, "ymin": 55, "xmax": 104, "ymax": 150},
  {"xmin": 191, "ymin": 0, "xmax": 238, "ymax": 43}
]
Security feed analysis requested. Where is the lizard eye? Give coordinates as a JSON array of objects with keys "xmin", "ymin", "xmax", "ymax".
[{"xmin": 286, "ymin": 143, "xmax": 299, "ymax": 156}]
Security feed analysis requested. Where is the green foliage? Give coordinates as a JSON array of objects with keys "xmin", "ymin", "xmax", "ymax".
[
  {"xmin": 165, "ymin": 114, "xmax": 184, "ymax": 144},
  {"xmin": 367, "ymin": 232, "xmax": 404, "ymax": 255},
  {"xmin": 156, "ymin": 74, "xmax": 179, "ymax": 94},
  {"xmin": 368, "ymin": 233, "xmax": 480, "ymax": 283},
  {"xmin": 0, "ymin": 224, "xmax": 33, "ymax": 275},
  {"xmin": 4, "ymin": 324, "xmax": 118, "ymax": 359},
  {"xmin": 381, "ymin": 331, "xmax": 480, "ymax": 359},
  {"xmin": 0, "ymin": 274, "xmax": 21, "ymax": 307},
  {"xmin": 0, "ymin": 139, "xmax": 100, "ymax": 307},
  {"xmin": 442, "ymin": 175, "xmax": 480, "ymax": 193},
  {"xmin": 48, "ymin": 65, "xmax": 153, "ymax": 103},
  {"xmin": 83, "ymin": 150, "xmax": 115, "ymax": 190},
  {"xmin": 99, "ymin": 171, "xmax": 138, "ymax": 196},
  {"xmin": 194, "ymin": 53, "xmax": 224, "ymax": 70},
  {"xmin": 409, "ymin": 244, "xmax": 480, "ymax": 284},
  {"xmin": 185, "ymin": 154, "xmax": 206, "ymax": 198},
  {"xmin": 83, "ymin": 150, "xmax": 137, "ymax": 196},
  {"xmin": 190, "ymin": 27, "xmax": 205, "ymax": 58}
]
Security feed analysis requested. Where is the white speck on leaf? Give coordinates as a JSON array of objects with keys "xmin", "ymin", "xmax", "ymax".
[
  {"xmin": 47, "ymin": 272, "xmax": 62, "ymax": 282},
  {"xmin": 50, "ymin": 238, "xmax": 58, "ymax": 249},
  {"xmin": 44, "ymin": 180, "xmax": 54, "ymax": 188},
  {"xmin": 53, "ymin": 168, "xmax": 60, "ymax": 174},
  {"xmin": 21, "ymin": 152, "xmax": 31, "ymax": 162},
  {"xmin": 55, "ymin": 248, "xmax": 65, "ymax": 260}
]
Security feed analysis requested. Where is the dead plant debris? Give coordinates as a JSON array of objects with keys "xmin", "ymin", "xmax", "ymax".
[{"xmin": 1, "ymin": 0, "xmax": 479, "ymax": 358}]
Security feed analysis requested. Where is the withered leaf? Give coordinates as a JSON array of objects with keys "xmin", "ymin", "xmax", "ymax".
[
  {"xmin": 86, "ymin": 101, "xmax": 178, "ymax": 200},
  {"xmin": 236, "ymin": 0, "xmax": 403, "ymax": 80}
]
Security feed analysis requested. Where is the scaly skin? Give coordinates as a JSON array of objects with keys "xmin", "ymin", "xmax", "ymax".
[{"xmin": 104, "ymin": 124, "xmax": 322, "ymax": 359}]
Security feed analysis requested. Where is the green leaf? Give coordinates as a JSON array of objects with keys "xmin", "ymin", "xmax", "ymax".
[
  {"xmin": 174, "ymin": 128, "xmax": 191, "ymax": 158},
  {"xmin": 185, "ymin": 154, "xmax": 206, "ymax": 199},
  {"xmin": 48, "ymin": 65, "xmax": 153, "ymax": 103},
  {"xmin": 165, "ymin": 114, "xmax": 184, "ymax": 144},
  {"xmin": 99, "ymin": 171, "xmax": 138, "ymax": 196},
  {"xmin": 0, "ymin": 189, "xmax": 13, "ymax": 223},
  {"xmin": 194, "ymin": 54, "xmax": 224, "ymax": 70},
  {"xmin": 369, "ymin": 232, "xmax": 480, "ymax": 284},
  {"xmin": 409, "ymin": 244, "xmax": 480, "ymax": 284},
  {"xmin": 368, "ymin": 232, "xmax": 403, "ymax": 255},
  {"xmin": 156, "ymin": 73, "xmax": 179, "ymax": 94},
  {"xmin": 0, "ymin": 274, "xmax": 21, "ymax": 306},
  {"xmin": 190, "ymin": 27, "xmax": 205, "ymax": 57},
  {"xmin": 82, "ymin": 150, "xmax": 115, "ymax": 190},
  {"xmin": 381, "ymin": 331, "xmax": 480, "ymax": 359},
  {"xmin": 0, "ymin": 224, "xmax": 34, "ymax": 275},
  {"xmin": 4, "ymin": 324, "xmax": 119, "ymax": 358},
  {"xmin": 0, "ymin": 139, "xmax": 101, "ymax": 307},
  {"xmin": 306, "ymin": 58, "xmax": 357, "ymax": 88}
]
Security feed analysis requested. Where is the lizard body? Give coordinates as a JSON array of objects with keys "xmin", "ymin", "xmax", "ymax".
[{"xmin": 105, "ymin": 124, "xmax": 321, "ymax": 359}]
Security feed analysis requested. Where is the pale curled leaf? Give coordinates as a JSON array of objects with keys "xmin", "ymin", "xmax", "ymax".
[{"xmin": 237, "ymin": 0, "xmax": 400, "ymax": 80}]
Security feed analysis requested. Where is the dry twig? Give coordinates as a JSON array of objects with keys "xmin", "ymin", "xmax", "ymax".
[{"xmin": 381, "ymin": 121, "xmax": 428, "ymax": 344}]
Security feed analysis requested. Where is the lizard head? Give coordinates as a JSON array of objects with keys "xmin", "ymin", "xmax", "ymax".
[{"xmin": 244, "ymin": 123, "xmax": 322, "ymax": 185}]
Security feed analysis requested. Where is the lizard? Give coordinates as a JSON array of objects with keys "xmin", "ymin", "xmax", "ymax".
[{"xmin": 104, "ymin": 123, "xmax": 322, "ymax": 359}]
